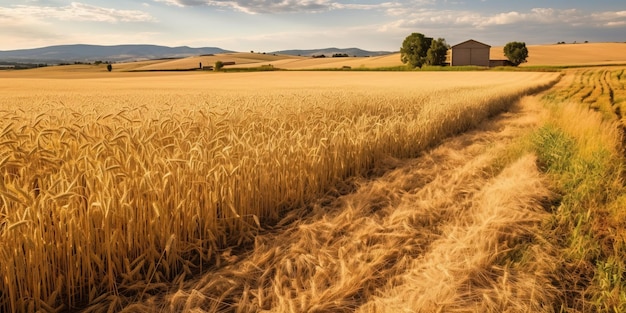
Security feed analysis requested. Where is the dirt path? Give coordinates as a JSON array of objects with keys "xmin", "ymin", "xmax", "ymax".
[{"xmin": 117, "ymin": 96, "xmax": 561, "ymax": 312}]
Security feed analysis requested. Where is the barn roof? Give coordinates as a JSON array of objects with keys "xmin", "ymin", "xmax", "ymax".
[{"xmin": 451, "ymin": 39, "xmax": 491, "ymax": 49}]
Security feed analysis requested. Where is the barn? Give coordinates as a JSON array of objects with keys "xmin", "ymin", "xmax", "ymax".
[{"xmin": 451, "ymin": 39, "xmax": 491, "ymax": 67}]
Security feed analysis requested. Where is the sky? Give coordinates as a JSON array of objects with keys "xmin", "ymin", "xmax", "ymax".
[{"xmin": 1, "ymin": 0, "xmax": 625, "ymax": 52}]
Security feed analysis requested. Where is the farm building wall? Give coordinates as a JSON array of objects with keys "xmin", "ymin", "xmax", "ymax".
[{"xmin": 451, "ymin": 40, "xmax": 491, "ymax": 67}]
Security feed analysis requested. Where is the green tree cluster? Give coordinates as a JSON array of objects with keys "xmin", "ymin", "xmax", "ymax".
[
  {"xmin": 215, "ymin": 61, "xmax": 224, "ymax": 71},
  {"xmin": 400, "ymin": 33, "xmax": 449, "ymax": 68},
  {"xmin": 504, "ymin": 42, "xmax": 529, "ymax": 66}
]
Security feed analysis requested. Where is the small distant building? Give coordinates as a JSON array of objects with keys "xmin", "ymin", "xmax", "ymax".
[{"xmin": 450, "ymin": 39, "xmax": 491, "ymax": 67}]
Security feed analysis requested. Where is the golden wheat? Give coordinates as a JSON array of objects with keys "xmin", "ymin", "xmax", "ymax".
[
  {"xmin": 135, "ymin": 96, "xmax": 560, "ymax": 312},
  {"xmin": 0, "ymin": 71, "xmax": 559, "ymax": 312}
]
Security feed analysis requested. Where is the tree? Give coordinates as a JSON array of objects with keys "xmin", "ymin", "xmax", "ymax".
[
  {"xmin": 400, "ymin": 33, "xmax": 433, "ymax": 68},
  {"xmin": 215, "ymin": 61, "xmax": 224, "ymax": 71},
  {"xmin": 107, "ymin": 64, "xmax": 112, "ymax": 72},
  {"xmin": 504, "ymin": 42, "xmax": 529, "ymax": 66},
  {"xmin": 426, "ymin": 38, "xmax": 449, "ymax": 66}
]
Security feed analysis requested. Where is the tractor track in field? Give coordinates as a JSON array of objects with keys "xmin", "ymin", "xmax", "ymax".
[{"xmin": 111, "ymin": 95, "xmax": 561, "ymax": 313}]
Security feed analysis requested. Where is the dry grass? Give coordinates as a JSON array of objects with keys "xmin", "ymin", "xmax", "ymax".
[
  {"xmin": 0, "ymin": 71, "xmax": 559, "ymax": 312},
  {"xmin": 534, "ymin": 67, "xmax": 626, "ymax": 311}
]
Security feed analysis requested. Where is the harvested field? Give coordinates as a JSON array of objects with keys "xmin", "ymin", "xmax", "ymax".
[
  {"xmin": 0, "ymin": 71, "xmax": 560, "ymax": 312},
  {"xmin": 491, "ymin": 43, "xmax": 626, "ymax": 67},
  {"xmin": 544, "ymin": 66, "xmax": 626, "ymax": 124}
]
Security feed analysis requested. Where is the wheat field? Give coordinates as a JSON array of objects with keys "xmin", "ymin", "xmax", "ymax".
[
  {"xmin": 0, "ymin": 71, "xmax": 560, "ymax": 312},
  {"xmin": 136, "ymin": 95, "xmax": 561, "ymax": 313}
]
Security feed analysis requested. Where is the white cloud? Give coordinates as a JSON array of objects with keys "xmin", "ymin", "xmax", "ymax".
[
  {"xmin": 332, "ymin": 2, "xmax": 401, "ymax": 11},
  {"xmin": 154, "ymin": 0, "xmax": 402, "ymax": 14},
  {"xmin": 153, "ymin": 0, "xmax": 187, "ymax": 7},
  {"xmin": 474, "ymin": 8, "xmax": 587, "ymax": 28},
  {"xmin": 590, "ymin": 10, "xmax": 626, "ymax": 27},
  {"xmin": 0, "ymin": 2, "xmax": 156, "ymax": 23},
  {"xmin": 381, "ymin": 7, "xmax": 625, "ymax": 31},
  {"xmin": 0, "ymin": 2, "xmax": 158, "ymax": 49},
  {"xmin": 154, "ymin": 0, "xmax": 330, "ymax": 13},
  {"xmin": 0, "ymin": 27, "xmax": 165, "ymax": 51},
  {"xmin": 0, "ymin": 14, "xmax": 58, "ymax": 40},
  {"xmin": 591, "ymin": 10, "xmax": 626, "ymax": 20},
  {"xmin": 606, "ymin": 21, "xmax": 626, "ymax": 27}
]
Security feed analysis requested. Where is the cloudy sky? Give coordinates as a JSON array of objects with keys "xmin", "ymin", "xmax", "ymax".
[{"xmin": 1, "ymin": 0, "xmax": 625, "ymax": 52}]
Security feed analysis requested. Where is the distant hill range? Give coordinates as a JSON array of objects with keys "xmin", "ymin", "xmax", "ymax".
[
  {"xmin": 271, "ymin": 47, "xmax": 392, "ymax": 57},
  {"xmin": 0, "ymin": 44, "xmax": 233, "ymax": 64},
  {"xmin": 0, "ymin": 44, "xmax": 393, "ymax": 64}
]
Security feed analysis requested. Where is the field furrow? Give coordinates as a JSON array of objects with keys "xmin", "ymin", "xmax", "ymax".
[{"xmin": 557, "ymin": 67, "xmax": 626, "ymax": 124}]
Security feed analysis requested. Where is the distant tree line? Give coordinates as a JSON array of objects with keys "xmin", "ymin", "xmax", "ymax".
[
  {"xmin": 57, "ymin": 60, "xmax": 113, "ymax": 66},
  {"xmin": 0, "ymin": 62, "xmax": 48, "ymax": 70},
  {"xmin": 557, "ymin": 41, "xmax": 589, "ymax": 44},
  {"xmin": 303, "ymin": 53, "xmax": 356, "ymax": 59}
]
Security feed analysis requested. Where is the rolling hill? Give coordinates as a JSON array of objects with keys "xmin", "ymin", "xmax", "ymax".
[
  {"xmin": 271, "ymin": 47, "xmax": 392, "ymax": 57},
  {"xmin": 0, "ymin": 44, "xmax": 233, "ymax": 64},
  {"xmin": 0, "ymin": 45, "xmax": 392, "ymax": 65}
]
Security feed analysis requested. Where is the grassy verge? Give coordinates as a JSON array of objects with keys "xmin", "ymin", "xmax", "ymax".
[{"xmin": 530, "ymin": 92, "xmax": 626, "ymax": 311}]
